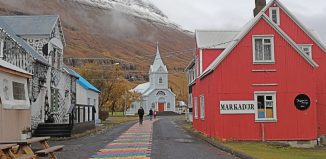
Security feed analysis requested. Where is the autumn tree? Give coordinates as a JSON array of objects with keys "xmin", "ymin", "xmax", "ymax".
[{"xmin": 76, "ymin": 63, "xmax": 140, "ymax": 120}]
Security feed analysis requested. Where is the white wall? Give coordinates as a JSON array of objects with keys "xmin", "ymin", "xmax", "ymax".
[{"xmin": 76, "ymin": 83, "xmax": 100, "ymax": 122}]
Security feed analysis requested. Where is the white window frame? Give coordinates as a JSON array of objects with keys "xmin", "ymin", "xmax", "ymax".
[
  {"xmin": 200, "ymin": 95, "xmax": 205, "ymax": 120},
  {"xmin": 298, "ymin": 44, "xmax": 313, "ymax": 58},
  {"xmin": 194, "ymin": 97, "xmax": 198, "ymax": 119},
  {"xmin": 252, "ymin": 36, "xmax": 275, "ymax": 64},
  {"xmin": 188, "ymin": 93, "xmax": 193, "ymax": 108},
  {"xmin": 269, "ymin": 7, "xmax": 280, "ymax": 25},
  {"xmin": 254, "ymin": 91, "xmax": 277, "ymax": 122},
  {"xmin": 0, "ymin": 39, "xmax": 4, "ymax": 58},
  {"xmin": 196, "ymin": 56, "xmax": 199, "ymax": 77},
  {"xmin": 199, "ymin": 49, "xmax": 203, "ymax": 74}
]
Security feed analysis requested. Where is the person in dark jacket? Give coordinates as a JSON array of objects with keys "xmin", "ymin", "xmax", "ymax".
[
  {"xmin": 138, "ymin": 107, "xmax": 145, "ymax": 125},
  {"xmin": 149, "ymin": 109, "xmax": 153, "ymax": 121}
]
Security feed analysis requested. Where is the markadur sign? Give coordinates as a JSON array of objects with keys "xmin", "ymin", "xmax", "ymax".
[{"xmin": 220, "ymin": 101, "xmax": 255, "ymax": 114}]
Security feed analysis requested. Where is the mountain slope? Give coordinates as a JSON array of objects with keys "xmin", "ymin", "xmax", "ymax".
[
  {"xmin": 0, "ymin": 0, "xmax": 194, "ymax": 101},
  {"xmin": 0, "ymin": 0, "xmax": 194, "ymax": 69}
]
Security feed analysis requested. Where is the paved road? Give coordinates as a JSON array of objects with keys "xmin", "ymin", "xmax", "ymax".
[
  {"xmin": 49, "ymin": 121, "xmax": 136, "ymax": 159},
  {"xmin": 47, "ymin": 116, "xmax": 237, "ymax": 159},
  {"xmin": 151, "ymin": 116, "xmax": 238, "ymax": 159}
]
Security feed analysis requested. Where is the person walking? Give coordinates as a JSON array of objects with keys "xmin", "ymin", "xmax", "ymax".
[
  {"xmin": 149, "ymin": 109, "xmax": 153, "ymax": 121},
  {"xmin": 138, "ymin": 106, "xmax": 145, "ymax": 125}
]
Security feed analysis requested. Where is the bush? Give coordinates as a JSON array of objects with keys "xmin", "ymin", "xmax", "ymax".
[{"xmin": 99, "ymin": 110, "xmax": 109, "ymax": 121}]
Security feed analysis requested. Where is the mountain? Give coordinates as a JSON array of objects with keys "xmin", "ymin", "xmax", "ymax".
[{"xmin": 0, "ymin": 0, "xmax": 194, "ymax": 101}]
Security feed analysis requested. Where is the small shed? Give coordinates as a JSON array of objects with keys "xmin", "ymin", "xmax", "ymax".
[{"xmin": 0, "ymin": 60, "xmax": 32, "ymax": 140}]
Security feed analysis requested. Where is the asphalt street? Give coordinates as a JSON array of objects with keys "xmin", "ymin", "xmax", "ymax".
[
  {"xmin": 46, "ymin": 116, "xmax": 238, "ymax": 159},
  {"xmin": 151, "ymin": 116, "xmax": 238, "ymax": 159}
]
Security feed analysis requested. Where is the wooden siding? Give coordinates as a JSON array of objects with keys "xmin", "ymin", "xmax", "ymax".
[{"xmin": 192, "ymin": 17, "xmax": 318, "ymax": 141}]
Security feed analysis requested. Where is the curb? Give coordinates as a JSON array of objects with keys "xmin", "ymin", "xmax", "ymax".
[{"xmin": 181, "ymin": 122, "xmax": 256, "ymax": 159}]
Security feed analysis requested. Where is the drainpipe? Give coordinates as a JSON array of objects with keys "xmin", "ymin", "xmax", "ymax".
[{"xmin": 261, "ymin": 123, "xmax": 265, "ymax": 142}]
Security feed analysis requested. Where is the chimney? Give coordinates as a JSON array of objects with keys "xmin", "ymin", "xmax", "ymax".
[{"xmin": 253, "ymin": 0, "xmax": 266, "ymax": 17}]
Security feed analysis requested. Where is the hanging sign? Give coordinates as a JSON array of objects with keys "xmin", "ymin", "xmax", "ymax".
[
  {"xmin": 294, "ymin": 94, "xmax": 310, "ymax": 111},
  {"xmin": 220, "ymin": 101, "xmax": 255, "ymax": 114}
]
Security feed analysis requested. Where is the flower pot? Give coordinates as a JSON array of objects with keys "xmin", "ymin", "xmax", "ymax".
[{"xmin": 21, "ymin": 134, "xmax": 27, "ymax": 140}]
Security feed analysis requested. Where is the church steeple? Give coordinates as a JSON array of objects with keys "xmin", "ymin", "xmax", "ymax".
[{"xmin": 151, "ymin": 42, "xmax": 167, "ymax": 73}]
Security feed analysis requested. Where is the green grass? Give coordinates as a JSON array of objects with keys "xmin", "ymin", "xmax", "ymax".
[
  {"xmin": 225, "ymin": 142, "xmax": 326, "ymax": 159},
  {"xmin": 181, "ymin": 122, "xmax": 326, "ymax": 159}
]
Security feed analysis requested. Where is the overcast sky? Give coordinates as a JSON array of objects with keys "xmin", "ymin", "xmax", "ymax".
[{"xmin": 150, "ymin": 0, "xmax": 326, "ymax": 41}]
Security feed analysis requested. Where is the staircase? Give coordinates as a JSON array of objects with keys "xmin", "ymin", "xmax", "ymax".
[{"xmin": 33, "ymin": 123, "xmax": 72, "ymax": 137}]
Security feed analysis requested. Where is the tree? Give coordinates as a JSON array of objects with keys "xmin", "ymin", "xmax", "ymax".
[{"xmin": 76, "ymin": 63, "xmax": 139, "ymax": 120}]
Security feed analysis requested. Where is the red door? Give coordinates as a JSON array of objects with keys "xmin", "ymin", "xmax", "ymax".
[{"xmin": 158, "ymin": 103, "xmax": 164, "ymax": 112}]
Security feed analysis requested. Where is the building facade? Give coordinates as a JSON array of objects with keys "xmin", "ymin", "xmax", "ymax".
[
  {"xmin": 0, "ymin": 15, "xmax": 77, "ymax": 128},
  {"xmin": 0, "ymin": 60, "xmax": 32, "ymax": 140},
  {"xmin": 187, "ymin": 0, "xmax": 326, "ymax": 146},
  {"xmin": 127, "ymin": 45, "xmax": 176, "ymax": 115}
]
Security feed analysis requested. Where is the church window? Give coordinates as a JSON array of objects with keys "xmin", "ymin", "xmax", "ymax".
[
  {"xmin": 167, "ymin": 103, "xmax": 171, "ymax": 109},
  {"xmin": 159, "ymin": 77, "xmax": 163, "ymax": 84},
  {"xmin": 156, "ymin": 91, "xmax": 166, "ymax": 96}
]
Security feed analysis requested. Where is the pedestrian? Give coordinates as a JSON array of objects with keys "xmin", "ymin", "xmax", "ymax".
[
  {"xmin": 154, "ymin": 111, "xmax": 157, "ymax": 119},
  {"xmin": 149, "ymin": 109, "xmax": 153, "ymax": 121},
  {"xmin": 138, "ymin": 106, "xmax": 145, "ymax": 125}
]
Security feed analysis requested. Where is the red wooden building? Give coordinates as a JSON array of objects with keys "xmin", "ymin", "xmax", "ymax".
[{"xmin": 187, "ymin": 0, "xmax": 326, "ymax": 146}]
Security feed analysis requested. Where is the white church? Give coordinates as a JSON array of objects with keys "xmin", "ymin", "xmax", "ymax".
[{"xmin": 126, "ymin": 45, "xmax": 176, "ymax": 115}]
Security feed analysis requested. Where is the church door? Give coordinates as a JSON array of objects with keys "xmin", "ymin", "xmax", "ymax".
[{"xmin": 158, "ymin": 103, "xmax": 165, "ymax": 112}]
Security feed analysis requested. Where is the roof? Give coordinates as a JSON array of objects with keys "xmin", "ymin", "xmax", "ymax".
[
  {"xmin": 133, "ymin": 82, "xmax": 151, "ymax": 94},
  {"xmin": 63, "ymin": 66, "xmax": 100, "ymax": 93},
  {"xmin": 62, "ymin": 64, "xmax": 79, "ymax": 78},
  {"xmin": 150, "ymin": 44, "xmax": 168, "ymax": 73},
  {"xmin": 200, "ymin": 9, "xmax": 319, "ymax": 79},
  {"xmin": 195, "ymin": 30, "xmax": 239, "ymax": 49},
  {"xmin": 0, "ymin": 59, "xmax": 32, "ymax": 76},
  {"xmin": 262, "ymin": 0, "xmax": 326, "ymax": 54},
  {"xmin": 0, "ymin": 15, "xmax": 59, "ymax": 36},
  {"xmin": 0, "ymin": 19, "xmax": 49, "ymax": 65}
]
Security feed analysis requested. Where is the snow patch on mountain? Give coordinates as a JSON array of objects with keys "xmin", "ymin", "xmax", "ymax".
[{"xmin": 75, "ymin": 0, "xmax": 179, "ymax": 28}]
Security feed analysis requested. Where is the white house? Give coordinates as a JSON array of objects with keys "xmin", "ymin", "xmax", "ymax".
[
  {"xmin": 0, "ymin": 60, "xmax": 32, "ymax": 140},
  {"xmin": 126, "ymin": 45, "xmax": 176, "ymax": 115},
  {"xmin": 0, "ymin": 15, "xmax": 77, "ymax": 128},
  {"xmin": 64, "ymin": 66, "xmax": 101, "ymax": 123}
]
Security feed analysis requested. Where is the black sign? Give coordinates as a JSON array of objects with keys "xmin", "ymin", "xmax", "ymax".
[{"xmin": 294, "ymin": 94, "xmax": 310, "ymax": 111}]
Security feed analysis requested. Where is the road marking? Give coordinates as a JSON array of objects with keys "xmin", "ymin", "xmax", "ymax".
[{"xmin": 90, "ymin": 120, "xmax": 156, "ymax": 159}]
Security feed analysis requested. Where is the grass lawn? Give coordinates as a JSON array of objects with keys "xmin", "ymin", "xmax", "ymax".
[
  {"xmin": 182, "ymin": 122, "xmax": 326, "ymax": 159},
  {"xmin": 225, "ymin": 142, "xmax": 326, "ymax": 159}
]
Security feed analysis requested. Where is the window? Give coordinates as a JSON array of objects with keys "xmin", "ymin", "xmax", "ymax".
[
  {"xmin": 269, "ymin": 7, "xmax": 280, "ymax": 25},
  {"xmin": 196, "ymin": 57, "xmax": 199, "ymax": 77},
  {"xmin": 159, "ymin": 77, "xmax": 163, "ymax": 84},
  {"xmin": 88, "ymin": 98, "xmax": 91, "ymax": 105},
  {"xmin": 200, "ymin": 95, "xmax": 205, "ymax": 120},
  {"xmin": 194, "ymin": 97, "xmax": 198, "ymax": 119},
  {"xmin": 0, "ymin": 39, "xmax": 3, "ymax": 58},
  {"xmin": 167, "ymin": 103, "xmax": 171, "ymax": 109},
  {"xmin": 255, "ymin": 92, "xmax": 277, "ymax": 122},
  {"xmin": 188, "ymin": 94, "xmax": 193, "ymax": 108},
  {"xmin": 94, "ymin": 99, "xmax": 96, "ymax": 106},
  {"xmin": 253, "ymin": 36, "xmax": 274, "ymax": 63},
  {"xmin": 299, "ymin": 45, "xmax": 312, "ymax": 58},
  {"xmin": 12, "ymin": 82, "xmax": 26, "ymax": 100}
]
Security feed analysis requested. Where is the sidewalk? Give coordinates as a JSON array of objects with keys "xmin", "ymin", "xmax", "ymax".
[{"xmin": 90, "ymin": 119, "xmax": 155, "ymax": 159}]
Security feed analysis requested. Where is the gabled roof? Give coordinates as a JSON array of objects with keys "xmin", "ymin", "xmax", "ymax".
[
  {"xmin": 200, "ymin": 11, "xmax": 319, "ymax": 79},
  {"xmin": 196, "ymin": 30, "xmax": 239, "ymax": 49},
  {"xmin": 261, "ymin": 0, "xmax": 326, "ymax": 53},
  {"xmin": 0, "ymin": 59, "xmax": 32, "ymax": 76},
  {"xmin": 0, "ymin": 15, "xmax": 59, "ymax": 36},
  {"xmin": 63, "ymin": 65, "xmax": 100, "ymax": 93},
  {"xmin": 132, "ymin": 82, "xmax": 151, "ymax": 94},
  {"xmin": 0, "ymin": 19, "xmax": 49, "ymax": 66},
  {"xmin": 150, "ymin": 44, "xmax": 168, "ymax": 73}
]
